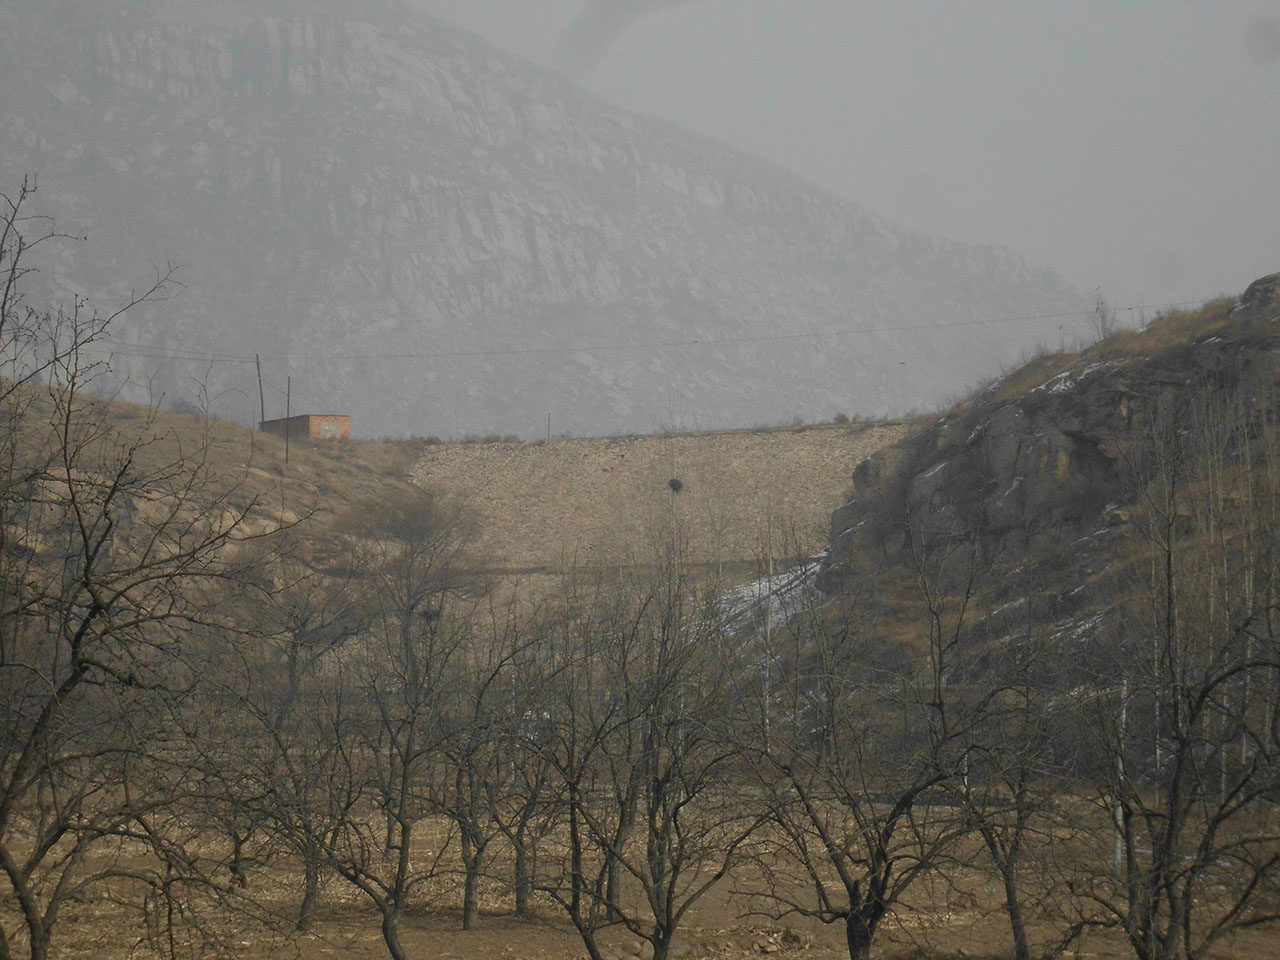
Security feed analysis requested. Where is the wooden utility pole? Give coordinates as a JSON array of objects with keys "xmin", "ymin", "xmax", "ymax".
[
  {"xmin": 763, "ymin": 513, "xmax": 773, "ymax": 753},
  {"xmin": 255, "ymin": 354, "xmax": 265, "ymax": 427},
  {"xmin": 285, "ymin": 375, "xmax": 291, "ymax": 465}
]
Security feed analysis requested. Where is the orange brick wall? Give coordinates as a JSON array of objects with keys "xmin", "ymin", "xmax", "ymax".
[
  {"xmin": 259, "ymin": 415, "xmax": 350, "ymax": 441},
  {"xmin": 306, "ymin": 415, "xmax": 350, "ymax": 440}
]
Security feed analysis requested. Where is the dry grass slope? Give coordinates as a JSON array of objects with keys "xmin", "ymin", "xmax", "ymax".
[
  {"xmin": 411, "ymin": 422, "xmax": 911, "ymax": 576},
  {"xmin": 964, "ymin": 296, "xmax": 1248, "ymax": 412},
  {"xmin": 32, "ymin": 392, "xmax": 425, "ymax": 528},
  {"xmin": 54, "ymin": 394, "xmax": 911, "ymax": 582}
]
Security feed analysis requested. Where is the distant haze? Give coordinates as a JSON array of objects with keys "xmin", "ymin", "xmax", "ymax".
[
  {"xmin": 551, "ymin": 0, "xmax": 706, "ymax": 73},
  {"xmin": 0, "ymin": 0, "xmax": 1089, "ymax": 438},
  {"xmin": 412, "ymin": 0, "xmax": 1280, "ymax": 312}
]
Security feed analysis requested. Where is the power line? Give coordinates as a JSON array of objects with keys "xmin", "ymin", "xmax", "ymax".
[
  {"xmin": 83, "ymin": 296, "xmax": 1217, "ymax": 368},
  {"xmin": 89, "ymin": 343, "xmax": 257, "ymax": 364}
]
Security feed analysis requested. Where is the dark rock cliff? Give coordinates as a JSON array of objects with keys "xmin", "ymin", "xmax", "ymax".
[{"xmin": 822, "ymin": 273, "xmax": 1280, "ymax": 588}]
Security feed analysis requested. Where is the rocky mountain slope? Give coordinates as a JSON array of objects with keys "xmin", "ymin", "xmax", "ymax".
[
  {"xmin": 1, "ymin": 0, "xmax": 1089, "ymax": 438},
  {"xmin": 821, "ymin": 271, "xmax": 1280, "ymax": 596}
]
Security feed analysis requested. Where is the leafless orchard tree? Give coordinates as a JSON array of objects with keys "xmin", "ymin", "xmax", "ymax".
[
  {"xmin": 739, "ymin": 508, "xmax": 991, "ymax": 960},
  {"xmin": 487, "ymin": 621, "xmax": 563, "ymax": 920},
  {"xmin": 428, "ymin": 598, "xmax": 541, "ymax": 930},
  {"xmin": 190, "ymin": 525, "xmax": 372, "ymax": 930},
  {"xmin": 950, "ymin": 628, "xmax": 1091, "ymax": 960},
  {"xmin": 1072, "ymin": 386, "xmax": 1280, "ymax": 960},
  {"xmin": 525, "ymin": 577, "xmax": 625, "ymax": 958},
  {"xmin": 533, "ymin": 541, "xmax": 759, "ymax": 960},
  {"xmin": 0, "ymin": 178, "xmax": 279, "ymax": 960},
  {"xmin": 594, "ymin": 557, "xmax": 759, "ymax": 960},
  {"xmin": 286, "ymin": 488, "xmax": 480, "ymax": 960}
]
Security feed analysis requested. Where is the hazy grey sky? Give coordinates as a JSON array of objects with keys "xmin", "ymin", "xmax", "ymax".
[{"xmin": 411, "ymin": 0, "xmax": 1278, "ymax": 312}]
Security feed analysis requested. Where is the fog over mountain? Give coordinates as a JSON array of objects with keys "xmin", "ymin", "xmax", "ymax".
[
  {"xmin": 1, "ymin": 0, "xmax": 1090, "ymax": 438},
  {"xmin": 551, "ymin": 0, "xmax": 703, "ymax": 74}
]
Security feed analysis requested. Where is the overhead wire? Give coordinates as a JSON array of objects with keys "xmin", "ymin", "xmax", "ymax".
[{"xmin": 81, "ymin": 296, "xmax": 1220, "ymax": 368}]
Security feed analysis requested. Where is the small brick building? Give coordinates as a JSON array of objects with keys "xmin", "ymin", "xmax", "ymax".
[{"xmin": 258, "ymin": 414, "xmax": 350, "ymax": 441}]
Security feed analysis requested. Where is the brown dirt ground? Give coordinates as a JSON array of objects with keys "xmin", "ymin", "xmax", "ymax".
[
  {"xmin": 30, "ymin": 865, "xmax": 1280, "ymax": 960},
  {"xmin": 21, "ymin": 825, "xmax": 1280, "ymax": 960}
]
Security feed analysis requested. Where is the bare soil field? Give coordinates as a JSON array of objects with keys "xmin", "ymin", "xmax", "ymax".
[
  {"xmin": 26, "ymin": 828, "xmax": 1278, "ymax": 960},
  {"xmin": 411, "ymin": 423, "xmax": 910, "ymax": 578}
]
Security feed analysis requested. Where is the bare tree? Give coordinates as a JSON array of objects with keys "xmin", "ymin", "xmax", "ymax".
[
  {"xmin": 0, "ymin": 178, "xmax": 277, "ymax": 960},
  {"xmin": 293, "ymin": 488, "xmax": 478, "ymax": 960},
  {"xmin": 528, "ymin": 577, "xmax": 625, "ymax": 960},
  {"xmin": 1091, "ymin": 289, "xmax": 1118, "ymax": 342},
  {"xmin": 590, "ymin": 559, "xmax": 759, "ymax": 960},
  {"xmin": 952, "ymin": 630, "xmax": 1088, "ymax": 960},
  {"xmin": 190, "ymin": 526, "xmax": 372, "ymax": 929},
  {"xmin": 429, "ymin": 598, "xmax": 539, "ymax": 929},
  {"xmin": 741, "ymin": 515, "xmax": 987, "ymax": 960},
  {"xmin": 535, "ymin": 549, "xmax": 759, "ymax": 960},
  {"xmin": 488, "ymin": 622, "xmax": 562, "ymax": 919},
  {"xmin": 1072, "ymin": 389, "xmax": 1280, "ymax": 960}
]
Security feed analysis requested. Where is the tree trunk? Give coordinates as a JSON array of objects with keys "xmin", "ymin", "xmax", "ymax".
[
  {"xmin": 1001, "ymin": 871, "xmax": 1031, "ymax": 960},
  {"xmin": 569, "ymin": 790, "xmax": 583, "ymax": 920},
  {"xmin": 383, "ymin": 809, "xmax": 397, "ymax": 860},
  {"xmin": 513, "ymin": 837, "xmax": 530, "ymax": 919},
  {"xmin": 844, "ymin": 915, "xmax": 872, "ymax": 960},
  {"xmin": 461, "ymin": 830, "xmax": 483, "ymax": 930},
  {"xmin": 606, "ymin": 800, "xmax": 636, "ymax": 923},
  {"xmin": 565, "ymin": 788, "xmax": 607, "ymax": 960},
  {"xmin": 605, "ymin": 854, "xmax": 622, "ymax": 922},
  {"xmin": 381, "ymin": 909, "xmax": 408, "ymax": 960},
  {"xmin": 26, "ymin": 927, "xmax": 48, "ymax": 960},
  {"xmin": 463, "ymin": 862, "xmax": 481, "ymax": 930},
  {"xmin": 230, "ymin": 832, "xmax": 249, "ymax": 889},
  {"xmin": 297, "ymin": 853, "xmax": 320, "ymax": 931},
  {"xmin": 11, "ymin": 879, "xmax": 48, "ymax": 960}
]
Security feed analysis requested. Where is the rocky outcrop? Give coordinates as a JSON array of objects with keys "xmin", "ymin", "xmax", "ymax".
[
  {"xmin": 1234, "ymin": 272, "xmax": 1280, "ymax": 316},
  {"xmin": 1, "ymin": 0, "xmax": 1088, "ymax": 438},
  {"xmin": 822, "ymin": 278, "xmax": 1280, "ymax": 585}
]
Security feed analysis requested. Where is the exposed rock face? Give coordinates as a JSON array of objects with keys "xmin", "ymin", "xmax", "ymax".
[
  {"xmin": 1235, "ymin": 272, "xmax": 1280, "ymax": 316},
  {"xmin": 2, "ymin": 0, "xmax": 1089, "ymax": 437},
  {"xmin": 823, "ymin": 276, "xmax": 1280, "ymax": 585}
]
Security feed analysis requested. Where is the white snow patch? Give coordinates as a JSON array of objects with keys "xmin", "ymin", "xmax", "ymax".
[
  {"xmin": 996, "ymin": 477, "xmax": 1023, "ymax": 503},
  {"xmin": 1051, "ymin": 612, "xmax": 1105, "ymax": 644},
  {"xmin": 1031, "ymin": 370, "xmax": 1072, "ymax": 394},
  {"xmin": 920, "ymin": 460, "xmax": 949, "ymax": 480},
  {"xmin": 1076, "ymin": 360, "xmax": 1111, "ymax": 378},
  {"xmin": 721, "ymin": 559, "xmax": 822, "ymax": 633},
  {"xmin": 987, "ymin": 597, "xmax": 1028, "ymax": 619},
  {"xmin": 836, "ymin": 518, "xmax": 869, "ymax": 538},
  {"xmin": 1047, "ymin": 372, "xmax": 1075, "ymax": 394},
  {"xmin": 1031, "ymin": 359, "xmax": 1113, "ymax": 396}
]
